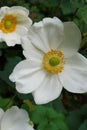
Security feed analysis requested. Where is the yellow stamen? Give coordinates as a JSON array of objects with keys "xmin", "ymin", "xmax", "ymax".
[
  {"xmin": 42, "ymin": 50, "xmax": 65, "ymax": 74},
  {"xmin": 0, "ymin": 14, "xmax": 16, "ymax": 33},
  {"xmin": 0, "ymin": 23, "xmax": 2, "ymax": 30}
]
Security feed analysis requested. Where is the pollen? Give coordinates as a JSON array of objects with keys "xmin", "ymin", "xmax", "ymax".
[
  {"xmin": 42, "ymin": 50, "xmax": 65, "ymax": 74},
  {"xmin": 0, "ymin": 14, "xmax": 16, "ymax": 33}
]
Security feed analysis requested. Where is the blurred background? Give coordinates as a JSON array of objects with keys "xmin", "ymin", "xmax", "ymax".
[{"xmin": 0, "ymin": 0, "xmax": 87, "ymax": 130}]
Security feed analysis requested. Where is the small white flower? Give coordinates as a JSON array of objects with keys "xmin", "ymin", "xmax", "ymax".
[
  {"xmin": 9, "ymin": 17, "xmax": 87, "ymax": 104},
  {"xmin": 0, "ymin": 106, "xmax": 35, "ymax": 130},
  {"xmin": 0, "ymin": 6, "xmax": 32, "ymax": 46}
]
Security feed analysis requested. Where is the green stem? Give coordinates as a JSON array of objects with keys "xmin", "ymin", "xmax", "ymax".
[{"xmin": 4, "ymin": 94, "xmax": 17, "ymax": 111}]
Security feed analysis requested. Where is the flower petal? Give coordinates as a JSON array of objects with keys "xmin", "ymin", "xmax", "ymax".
[
  {"xmin": 1, "ymin": 106, "xmax": 34, "ymax": 130},
  {"xmin": 65, "ymin": 53, "xmax": 87, "ymax": 69},
  {"xmin": 28, "ymin": 17, "xmax": 64, "ymax": 53},
  {"xmin": 2, "ymin": 33, "xmax": 21, "ymax": 46},
  {"xmin": 33, "ymin": 74, "xmax": 62, "ymax": 104},
  {"xmin": 22, "ymin": 36, "xmax": 44, "ymax": 60},
  {"xmin": 16, "ymin": 25, "xmax": 28, "ymax": 35},
  {"xmin": 10, "ymin": 6, "xmax": 29, "ymax": 16},
  {"xmin": 9, "ymin": 60, "xmax": 46, "ymax": 93},
  {"xmin": 1, "ymin": 26, "xmax": 28, "ymax": 46},
  {"xmin": 0, "ymin": 109, "xmax": 4, "ymax": 122},
  {"xmin": 0, "ymin": 32, "xmax": 3, "ymax": 42},
  {"xmin": 42, "ymin": 17, "xmax": 64, "ymax": 49},
  {"xmin": 15, "ymin": 14, "xmax": 32, "ymax": 28},
  {"xmin": 0, "ymin": 6, "xmax": 10, "ymax": 17},
  {"xmin": 59, "ymin": 22, "xmax": 81, "ymax": 58},
  {"xmin": 59, "ymin": 53, "xmax": 87, "ymax": 93}
]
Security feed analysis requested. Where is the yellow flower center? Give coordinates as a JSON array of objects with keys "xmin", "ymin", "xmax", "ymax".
[
  {"xmin": 49, "ymin": 57, "xmax": 60, "ymax": 66},
  {"xmin": 42, "ymin": 50, "xmax": 65, "ymax": 74},
  {"xmin": 0, "ymin": 14, "xmax": 16, "ymax": 33}
]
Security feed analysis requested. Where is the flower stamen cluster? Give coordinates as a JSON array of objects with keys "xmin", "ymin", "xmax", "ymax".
[
  {"xmin": 42, "ymin": 49, "xmax": 65, "ymax": 74},
  {"xmin": 0, "ymin": 14, "xmax": 16, "ymax": 33}
]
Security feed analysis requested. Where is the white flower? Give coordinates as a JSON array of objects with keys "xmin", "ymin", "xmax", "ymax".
[
  {"xmin": 0, "ymin": 6, "xmax": 32, "ymax": 46},
  {"xmin": 0, "ymin": 106, "xmax": 34, "ymax": 130},
  {"xmin": 9, "ymin": 17, "xmax": 87, "ymax": 104}
]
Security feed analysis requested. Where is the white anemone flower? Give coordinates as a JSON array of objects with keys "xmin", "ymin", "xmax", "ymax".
[
  {"xmin": 0, "ymin": 106, "xmax": 34, "ymax": 130},
  {"xmin": 9, "ymin": 17, "xmax": 87, "ymax": 104},
  {"xmin": 0, "ymin": 6, "xmax": 32, "ymax": 46}
]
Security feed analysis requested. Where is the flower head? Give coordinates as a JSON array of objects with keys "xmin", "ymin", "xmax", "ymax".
[
  {"xmin": 0, "ymin": 106, "xmax": 35, "ymax": 130},
  {"xmin": 0, "ymin": 6, "xmax": 32, "ymax": 46},
  {"xmin": 9, "ymin": 17, "xmax": 87, "ymax": 104}
]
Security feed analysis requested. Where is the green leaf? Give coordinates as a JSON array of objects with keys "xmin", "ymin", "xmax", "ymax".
[
  {"xmin": 0, "ymin": 79, "xmax": 10, "ymax": 96},
  {"xmin": 31, "ymin": 106, "xmax": 47, "ymax": 124},
  {"xmin": 78, "ymin": 7, "xmax": 87, "ymax": 24},
  {"xmin": 56, "ymin": 119, "xmax": 69, "ymax": 130},
  {"xmin": 66, "ymin": 109, "xmax": 81, "ymax": 130},
  {"xmin": 46, "ymin": 107, "xmax": 60, "ymax": 119},
  {"xmin": 71, "ymin": 0, "xmax": 86, "ymax": 8},
  {"xmin": 79, "ymin": 120, "xmax": 87, "ymax": 130},
  {"xmin": 38, "ymin": 120, "xmax": 69, "ymax": 130},
  {"xmin": 0, "ymin": 50, "xmax": 2, "ymax": 56},
  {"xmin": 61, "ymin": 0, "xmax": 75, "ymax": 15},
  {"xmin": 31, "ymin": 105, "xmax": 66, "ymax": 124},
  {"xmin": 53, "ymin": 96, "xmax": 66, "ymax": 113},
  {"xmin": 37, "ymin": 121, "xmax": 58, "ymax": 130},
  {"xmin": 0, "ymin": 56, "xmax": 21, "ymax": 87},
  {"xmin": 80, "ymin": 104, "xmax": 87, "ymax": 119},
  {"xmin": 0, "ymin": 42, "xmax": 7, "ymax": 49},
  {"xmin": 0, "ymin": 96, "xmax": 13, "ymax": 110},
  {"xmin": 31, "ymin": 105, "xmax": 68, "ymax": 130}
]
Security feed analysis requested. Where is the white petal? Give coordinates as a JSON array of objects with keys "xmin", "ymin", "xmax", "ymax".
[
  {"xmin": 1, "ymin": 25, "xmax": 28, "ymax": 46},
  {"xmin": 0, "ymin": 31, "xmax": 3, "ymax": 41},
  {"xmin": 9, "ymin": 60, "xmax": 46, "ymax": 93},
  {"xmin": 2, "ymin": 33, "xmax": 21, "ymax": 46},
  {"xmin": 28, "ymin": 17, "xmax": 64, "ymax": 53},
  {"xmin": 1, "ymin": 106, "xmax": 34, "ymax": 130},
  {"xmin": 16, "ymin": 15, "xmax": 32, "ymax": 28},
  {"xmin": 33, "ymin": 74, "xmax": 62, "ymax": 104},
  {"xmin": 65, "ymin": 53, "xmax": 87, "ymax": 69},
  {"xmin": 22, "ymin": 36, "xmax": 44, "ymax": 60},
  {"xmin": 0, "ymin": 6, "xmax": 10, "ymax": 16},
  {"xmin": 16, "ymin": 25, "xmax": 28, "ymax": 35},
  {"xmin": 59, "ymin": 53, "xmax": 87, "ymax": 93},
  {"xmin": 59, "ymin": 22, "xmax": 81, "ymax": 58},
  {"xmin": 0, "ymin": 6, "xmax": 29, "ymax": 16},
  {"xmin": 0, "ymin": 109, "xmax": 4, "ymax": 122},
  {"xmin": 42, "ymin": 17, "xmax": 64, "ymax": 49},
  {"xmin": 10, "ymin": 6, "xmax": 29, "ymax": 16},
  {"xmin": 7, "ymin": 6, "xmax": 32, "ymax": 28}
]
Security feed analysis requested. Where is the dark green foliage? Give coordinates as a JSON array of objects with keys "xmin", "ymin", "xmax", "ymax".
[
  {"xmin": 79, "ymin": 120, "xmax": 87, "ymax": 130},
  {"xmin": 30, "ymin": 105, "xmax": 69, "ymax": 130},
  {"xmin": 0, "ymin": 0, "xmax": 87, "ymax": 130}
]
